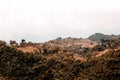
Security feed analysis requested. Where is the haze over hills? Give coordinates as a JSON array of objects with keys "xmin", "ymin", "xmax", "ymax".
[
  {"xmin": 0, "ymin": 33, "xmax": 120, "ymax": 80},
  {"xmin": 13, "ymin": 33, "xmax": 120, "ymax": 54},
  {"xmin": 88, "ymin": 33, "xmax": 120, "ymax": 42},
  {"xmin": 0, "ymin": 0, "xmax": 120, "ymax": 79}
]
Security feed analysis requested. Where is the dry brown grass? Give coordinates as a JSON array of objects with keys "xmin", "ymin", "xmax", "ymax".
[
  {"xmin": 49, "ymin": 38, "xmax": 98, "ymax": 48},
  {"xmin": 73, "ymin": 54, "xmax": 86, "ymax": 61},
  {"xmin": 95, "ymin": 49, "xmax": 110, "ymax": 57},
  {"xmin": 94, "ymin": 45, "xmax": 120, "ymax": 57},
  {"xmin": 17, "ymin": 46, "xmax": 39, "ymax": 53}
]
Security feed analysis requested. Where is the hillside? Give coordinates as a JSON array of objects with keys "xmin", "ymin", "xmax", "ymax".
[
  {"xmin": 84, "ymin": 49, "xmax": 120, "ymax": 80},
  {"xmin": 0, "ymin": 42, "xmax": 120, "ymax": 80},
  {"xmin": 14, "ymin": 37, "xmax": 98, "ymax": 58},
  {"xmin": 88, "ymin": 33, "xmax": 120, "ymax": 42},
  {"xmin": 0, "ymin": 34, "xmax": 120, "ymax": 80},
  {"xmin": 48, "ymin": 37, "xmax": 98, "ymax": 48}
]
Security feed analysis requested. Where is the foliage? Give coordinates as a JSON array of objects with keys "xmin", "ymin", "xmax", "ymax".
[
  {"xmin": 88, "ymin": 33, "xmax": 117, "ymax": 42},
  {"xmin": 0, "ymin": 38, "xmax": 120, "ymax": 80}
]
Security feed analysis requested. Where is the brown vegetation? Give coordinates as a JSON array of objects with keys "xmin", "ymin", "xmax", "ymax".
[
  {"xmin": 17, "ymin": 46, "xmax": 39, "ymax": 53},
  {"xmin": 0, "ymin": 36, "xmax": 120, "ymax": 80}
]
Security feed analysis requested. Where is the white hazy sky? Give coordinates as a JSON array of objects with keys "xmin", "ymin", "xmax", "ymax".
[{"xmin": 0, "ymin": 0, "xmax": 120, "ymax": 42}]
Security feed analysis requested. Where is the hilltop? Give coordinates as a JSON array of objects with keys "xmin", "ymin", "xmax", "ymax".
[{"xmin": 88, "ymin": 33, "xmax": 120, "ymax": 42}]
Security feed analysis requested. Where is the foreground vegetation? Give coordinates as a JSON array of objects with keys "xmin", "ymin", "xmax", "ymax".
[
  {"xmin": 0, "ymin": 34, "xmax": 120, "ymax": 80},
  {"xmin": 0, "ymin": 44, "xmax": 120, "ymax": 80}
]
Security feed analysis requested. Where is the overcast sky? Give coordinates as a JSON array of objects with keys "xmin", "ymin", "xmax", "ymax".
[{"xmin": 0, "ymin": 0, "xmax": 120, "ymax": 42}]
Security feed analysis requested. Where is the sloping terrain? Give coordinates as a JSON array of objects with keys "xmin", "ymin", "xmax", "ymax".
[
  {"xmin": 88, "ymin": 33, "xmax": 120, "ymax": 42},
  {"xmin": 0, "ymin": 46, "xmax": 85, "ymax": 80},
  {"xmin": 0, "ymin": 46, "xmax": 120, "ymax": 80},
  {"xmin": 0, "ymin": 38, "xmax": 120, "ymax": 80},
  {"xmin": 84, "ymin": 49, "xmax": 120, "ymax": 80},
  {"xmin": 0, "ymin": 33, "xmax": 120, "ymax": 80},
  {"xmin": 17, "ymin": 46, "xmax": 39, "ymax": 53},
  {"xmin": 14, "ymin": 38, "xmax": 97, "ymax": 58},
  {"xmin": 48, "ymin": 37, "xmax": 98, "ymax": 48}
]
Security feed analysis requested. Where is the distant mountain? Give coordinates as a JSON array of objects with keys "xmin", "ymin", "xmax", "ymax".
[{"xmin": 88, "ymin": 33, "xmax": 120, "ymax": 42}]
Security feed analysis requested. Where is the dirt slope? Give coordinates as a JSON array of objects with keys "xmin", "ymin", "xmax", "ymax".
[{"xmin": 17, "ymin": 46, "xmax": 39, "ymax": 53}]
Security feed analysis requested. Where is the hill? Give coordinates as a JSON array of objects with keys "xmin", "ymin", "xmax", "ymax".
[
  {"xmin": 0, "ymin": 44, "xmax": 120, "ymax": 80},
  {"xmin": 88, "ymin": 33, "xmax": 120, "ymax": 42},
  {"xmin": 48, "ymin": 37, "xmax": 98, "ymax": 48},
  {"xmin": 0, "ymin": 37, "xmax": 120, "ymax": 80}
]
